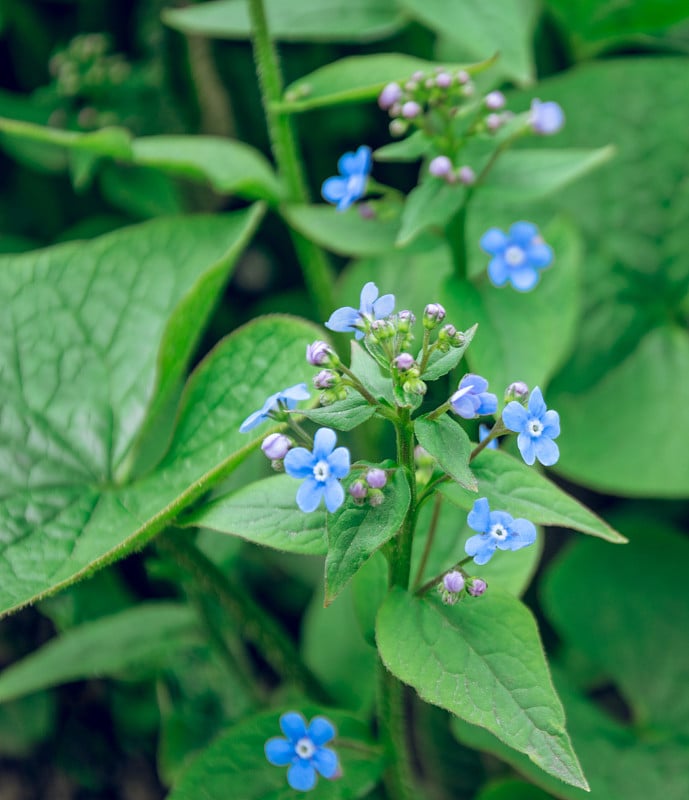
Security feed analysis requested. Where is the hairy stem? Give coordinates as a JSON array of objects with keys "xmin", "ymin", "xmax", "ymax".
[{"xmin": 412, "ymin": 491, "xmax": 443, "ymax": 589}]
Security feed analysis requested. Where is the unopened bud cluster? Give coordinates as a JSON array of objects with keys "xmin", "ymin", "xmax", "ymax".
[
  {"xmin": 349, "ymin": 468, "xmax": 389, "ymax": 507},
  {"xmin": 438, "ymin": 570, "xmax": 487, "ymax": 605}
]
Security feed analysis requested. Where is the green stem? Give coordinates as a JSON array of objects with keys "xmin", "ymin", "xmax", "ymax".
[
  {"xmin": 412, "ymin": 491, "xmax": 443, "ymax": 589},
  {"xmin": 446, "ymin": 202, "xmax": 468, "ymax": 280},
  {"xmin": 426, "ymin": 399, "xmax": 452, "ymax": 422},
  {"xmin": 247, "ymin": 0, "xmax": 335, "ymax": 320},
  {"xmin": 157, "ymin": 531, "xmax": 329, "ymax": 701},
  {"xmin": 378, "ymin": 661, "xmax": 416, "ymax": 800},
  {"xmin": 470, "ymin": 418, "xmax": 507, "ymax": 462},
  {"xmin": 390, "ymin": 409, "xmax": 417, "ymax": 588}
]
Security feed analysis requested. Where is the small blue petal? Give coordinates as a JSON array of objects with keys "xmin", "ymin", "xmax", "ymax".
[
  {"xmin": 307, "ymin": 717, "xmax": 336, "ymax": 746},
  {"xmin": 509, "ymin": 221, "xmax": 538, "ymax": 245},
  {"xmin": 265, "ymin": 738, "xmax": 294, "ymax": 766},
  {"xmin": 288, "ymin": 761, "xmax": 317, "ymax": 792},
  {"xmin": 284, "ymin": 447, "xmax": 317, "ymax": 479},
  {"xmin": 517, "ymin": 432, "xmax": 536, "ymax": 466},
  {"xmin": 313, "ymin": 427, "xmax": 337, "ymax": 460},
  {"xmin": 280, "ymin": 712, "xmax": 307, "ymax": 742},
  {"xmin": 527, "ymin": 242, "xmax": 553, "ymax": 268},
  {"xmin": 313, "ymin": 747, "xmax": 339, "ymax": 778},
  {"xmin": 509, "ymin": 267, "xmax": 540, "ymax": 292},
  {"xmin": 488, "ymin": 256, "xmax": 510, "ymax": 287},
  {"xmin": 468, "ymin": 497, "xmax": 490, "ymax": 532},
  {"xmin": 321, "ymin": 176, "xmax": 348, "ymax": 204},
  {"xmin": 451, "ymin": 389, "xmax": 479, "ymax": 419},
  {"xmin": 280, "ymin": 383, "xmax": 311, "ymax": 404},
  {"xmin": 359, "ymin": 281, "xmax": 379, "ymax": 312},
  {"xmin": 325, "ymin": 305, "xmax": 360, "ymax": 333},
  {"xmin": 239, "ymin": 408, "xmax": 266, "ymax": 433},
  {"xmin": 534, "ymin": 436, "xmax": 559, "ymax": 466},
  {"xmin": 480, "ymin": 228, "xmax": 508, "ymax": 254},
  {"xmin": 542, "ymin": 409, "xmax": 560, "ymax": 438},
  {"xmin": 459, "ymin": 373, "xmax": 488, "ymax": 394},
  {"xmin": 328, "ymin": 446, "xmax": 351, "ymax": 479},
  {"xmin": 528, "ymin": 387, "xmax": 547, "ymax": 418},
  {"xmin": 338, "ymin": 145, "xmax": 371, "ymax": 177},
  {"xmin": 502, "ymin": 402, "xmax": 528, "ymax": 432},
  {"xmin": 465, "ymin": 534, "xmax": 496, "ymax": 565},
  {"xmin": 479, "ymin": 424, "xmax": 499, "ymax": 449},
  {"xmin": 296, "ymin": 477, "xmax": 324, "ymax": 512},
  {"xmin": 324, "ymin": 477, "xmax": 345, "ymax": 513},
  {"xmin": 475, "ymin": 392, "xmax": 498, "ymax": 416},
  {"xmin": 489, "ymin": 510, "xmax": 514, "ymax": 530},
  {"xmin": 372, "ymin": 293, "xmax": 395, "ymax": 319},
  {"xmin": 509, "ymin": 518, "xmax": 537, "ymax": 548}
]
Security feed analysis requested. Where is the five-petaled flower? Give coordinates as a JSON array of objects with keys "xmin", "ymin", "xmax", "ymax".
[
  {"xmin": 265, "ymin": 711, "xmax": 339, "ymax": 792},
  {"xmin": 325, "ymin": 281, "xmax": 394, "ymax": 340},
  {"xmin": 503, "ymin": 386, "xmax": 560, "ymax": 466},
  {"xmin": 284, "ymin": 427, "xmax": 350, "ymax": 512},
  {"xmin": 321, "ymin": 145, "xmax": 372, "ymax": 211},
  {"xmin": 465, "ymin": 497, "xmax": 536, "ymax": 565},
  {"xmin": 480, "ymin": 222, "xmax": 553, "ymax": 292},
  {"xmin": 450, "ymin": 374, "xmax": 498, "ymax": 419},
  {"xmin": 239, "ymin": 384, "xmax": 310, "ymax": 433}
]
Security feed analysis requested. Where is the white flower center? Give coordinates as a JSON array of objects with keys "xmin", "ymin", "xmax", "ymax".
[
  {"xmin": 295, "ymin": 737, "xmax": 316, "ymax": 759},
  {"xmin": 313, "ymin": 460, "xmax": 330, "ymax": 482},
  {"xmin": 489, "ymin": 523, "xmax": 508, "ymax": 540},
  {"xmin": 504, "ymin": 245, "xmax": 526, "ymax": 267},
  {"xmin": 528, "ymin": 419, "xmax": 543, "ymax": 437}
]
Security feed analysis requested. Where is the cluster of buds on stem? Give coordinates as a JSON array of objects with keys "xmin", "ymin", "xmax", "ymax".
[
  {"xmin": 438, "ymin": 569, "xmax": 487, "ymax": 605},
  {"xmin": 349, "ymin": 468, "xmax": 389, "ymax": 507}
]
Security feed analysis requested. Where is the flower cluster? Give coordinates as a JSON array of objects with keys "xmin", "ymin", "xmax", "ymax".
[
  {"xmin": 265, "ymin": 712, "xmax": 339, "ymax": 792},
  {"xmin": 480, "ymin": 222, "xmax": 554, "ymax": 291},
  {"xmin": 349, "ymin": 467, "xmax": 388, "ymax": 507},
  {"xmin": 284, "ymin": 428, "xmax": 350, "ymax": 513},
  {"xmin": 321, "ymin": 145, "xmax": 372, "ymax": 211},
  {"xmin": 465, "ymin": 497, "xmax": 537, "ymax": 565},
  {"xmin": 438, "ymin": 569, "xmax": 487, "ymax": 604}
]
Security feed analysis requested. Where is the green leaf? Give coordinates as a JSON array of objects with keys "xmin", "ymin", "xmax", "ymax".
[
  {"xmin": 0, "ymin": 604, "xmax": 201, "ymax": 702},
  {"xmin": 399, "ymin": 0, "xmax": 539, "ymax": 86},
  {"xmin": 482, "ymin": 147, "xmax": 615, "ymax": 201},
  {"xmin": 352, "ymin": 552, "xmax": 388, "ymax": 647},
  {"xmin": 279, "ymin": 54, "xmax": 491, "ymax": 113},
  {"xmin": 442, "ymin": 218, "xmax": 581, "ymax": 393},
  {"xmin": 377, "ymin": 588, "xmax": 588, "ymax": 790},
  {"xmin": 179, "ymin": 475, "xmax": 327, "ymax": 556},
  {"xmin": 440, "ymin": 449, "xmax": 625, "ymax": 543},
  {"xmin": 474, "ymin": 780, "xmax": 556, "ymax": 800},
  {"xmin": 414, "ymin": 416, "xmax": 477, "ymax": 491},
  {"xmin": 167, "ymin": 707, "xmax": 385, "ymax": 800},
  {"xmin": 374, "ymin": 131, "xmax": 431, "ymax": 163},
  {"xmin": 420, "ymin": 323, "xmax": 476, "ymax": 381},
  {"xmin": 350, "ymin": 342, "xmax": 395, "ymax": 405},
  {"xmin": 0, "ymin": 115, "xmax": 132, "ymax": 158},
  {"xmin": 325, "ymin": 469, "xmax": 411, "ymax": 604},
  {"xmin": 397, "ymin": 178, "xmax": 466, "ymax": 247},
  {"xmin": 282, "ymin": 204, "xmax": 400, "ymax": 257},
  {"xmin": 300, "ymin": 394, "xmax": 377, "ymax": 431},
  {"xmin": 131, "ymin": 136, "xmax": 282, "ymax": 203},
  {"xmin": 163, "ymin": 0, "xmax": 407, "ymax": 42}
]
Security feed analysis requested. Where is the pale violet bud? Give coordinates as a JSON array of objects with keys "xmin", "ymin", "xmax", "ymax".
[
  {"xmin": 404, "ymin": 80, "xmax": 418, "ymax": 92},
  {"xmin": 261, "ymin": 433, "xmax": 291, "ymax": 460},
  {"xmin": 456, "ymin": 70, "xmax": 470, "ymax": 84},
  {"xmin": 435, "ymin": 71, "xmax": 452, "ymax": 88},
  {"xmin": 403, "ymin": 377, "xmax": 427, "ymax": 396},
  {"xmin": 402, "ymin": 101, "xmax": 422, "ymax": 119},
  {"xmin": 414, "ymin": 445, "xmax": 433, "ymax": 466},
  {"xmin": 370, "ymin": 319, "xmax": 395, "ymax": 341},
  {"xmin": 437, "ymin": 324, "xmax": 457, "ymax": 351},
  {"xmin": 368, "ymin": 489, "xmax": 384, "ymax": 507},
  {"xmin": 467, "ymin": 577, "xmax": 487, "ymax": 597},
  {"xmin": 530, "ymin": 99, "xmax": 565, "ymax": 135},
  {"xmin": 366, "ymin": 468, "xmax": 387, "ymax": 489},
  {"xmin": 423, "ymin": 303, "xmax": 446, "ymax": 329},
  {"xmin": 411, "ymin": 70, "xmax": 425, "ymax": 82},
  {"xmin": 505, "ymin": 381, "xmax": 529, "ymax": 403},
  {"xmin": 443, "ymin": 570, "xmax": 465, "ymax": 594},
  {"xmin": 306, "ymin": 340, "xmax": 335, "ymax": 367},
  {"xmin": 458, "ymin": 165, "xmax": 476, "ymax": 185},
  {"xmin": 378, "ymin": 82, "xmax": 402, "ymax": 110},
  {"xmin": 349, "ymin": 479, "xmax": 368, "ymax": 501},
  {"xmin": 313, "ymin": 369, "xmax": 336, "ymax": 389},
  {"xmin": 389, "ymin": 102, "xmax": 402, "ymax": 117},
  {"xmin": 397, "ymin": 310, "xmax": 415, "ymax": 332},
  {"xmin": 485, "ymin": 90, "xmax": 506, "ymax": 110},
  {"xmin": 486, "ymin": 113, "xmax": 503, "ymax": 132},
  {"xmin": 389, "ymin": 119, "xmax": 408, "ymax": 137},
  {"xmin": 394, "ymin": 352, "xmax": 416, "ymax": 371},
  {"xmin": 429, "ymin": 155, "xmax": 453, "ymax": 179}
]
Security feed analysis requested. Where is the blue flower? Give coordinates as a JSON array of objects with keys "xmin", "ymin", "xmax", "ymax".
[
  {"xmin": 479, "ymin": 423, "xmax": 498, "ymax": 449},
  {"xmin": 239, "ymin": 384, "xmax": 310, "ymax": 433},
  {"xmin": 450, "ymin": 374, "xmax": 498, "ymax": 419},
  {"xmin": 465, "ymin": 497, "xmax": 536, "ymax": 565},
  {"xmin": 480, "ymin": 222, "xmax": 553, "ymax": 292},
  {"xmin": 530, "ymin": 99, "xmax": 565, "ymax": 135},
  {"xmin": 325, "ymin": 281, "xmax": 395, "ymax": 340},
  {"xmin": 321, "ymin": 145, "xmax": 371, "ymax": 211},
  {"xmin": 265, "ymin": 711, "xmax": 339, "ymax": 792},
  {"xmin": 502, "ymin": 386, "xmax": 560, "ymax": 466},
  {"xmin": 284, "ymin": 428, "xmax": 350, "ymax": 512}
]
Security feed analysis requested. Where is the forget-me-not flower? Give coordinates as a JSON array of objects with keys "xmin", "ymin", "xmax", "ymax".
[
  {"xmin": 284, "ymin": 427, "xmax": 350, "ymax": 512},
  {"xmin": 450, "ymin": 374, "xmax": 498, "ymax": 419},
  {"xmin": 265, "ymin": 711, "xmax": 339, "ymax": 792},
  {"xmin": 480, "ymin": 222, "xmax": 553, "ymax": 292},
  {"xmin": 465, "ymin": 497, "xmax": 537, "ymax": 565},
  {"xmin": 503, "ymin": 386, "xmax": 560, "ymax": 466},
  {"xmin": 325, "ymin": 281, "xmax": 394, "ymax": 340},
  {"xmin": 321, "ymin": 145, "xmax": 371, "ymax": 211},
  {"xmin": 239, "ymin": 384, "xmax": 310, "ymax": 433},
  {"xmin": 530, "ymin": 99, "xmax": 565, "ymax": 135}
]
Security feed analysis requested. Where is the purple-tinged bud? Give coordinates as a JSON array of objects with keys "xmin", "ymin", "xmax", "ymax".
[
  {"xmin": 389, "ymin": 119, "xmax": 408, "ymax": 137},
  {"xmin": 402, "ymin": 101, "xmax": 422, "ymax": 119},
  {"xmin": 307, "ymin": 340, "xmax": 336, "ymax": 366},
  {"xmin": 349, "ymin": 480, "xmax": 368, "ymax": 501},
  {"xmin": 414, "ymin": 445, "xmax": 432, "ymax": 465},
  {"xmin": 458, "ymin": 165, "xmax": 476, "ymax": 185},
  {"xmin": 394, "ymin": 352, "xmax": 416, "ymax": 371},
  {"xmin": 505, "ymin": 381, "xmax": 529, "ymax": 403},
  {"xmin": 530, "ymin": 99, "xmax": 565, "ymax": 135},
  {"xmin": 390, "ymin": 102, "xmax": 402, "ymax": 117},
  {"xmin": 435, "ymin": 72, "xmax": 452, "ymax": 88},
  {"xmin": 485, "ymin": 90, "xmax": 506, "ymax": 110},
  {"xmin": 467, "ymin": 577, "xmax": 487, "ymax": 597},
  {"xmin": 366, "ymin": 468, "xmax": 387, "ymax": 489},
  {"xmin": 397, "ymin": 310, "xmax": 415, "ymax": 333},
  {"xmin": 404, "ymin": 80, "xmax": 418, "ymax": 92},
  {"xmin": 370, "ymin": 319, "xmax": 395, "ymax": 341},
  {"xmin": 313, "ymin": 369, "xmax": 336, "ymax": 389},
  {"xmin": 456, "ymin": 70, "xmax": 470, "ymax": 84},
  {"xmin": 378, "ymin": 82, "xmax": 402, "ymax": 110},
  {"xmin": 411, "ymin": 70, "xmax": 425, "ymax": 82},
  {"xmin": 403, "ymin": 377, "xmax": 427, "ymax": 396},
  {"xmin": 443, "ymin": 570, "xmax": 465, "ymax": 594},
  {"xmin": 368, "ymin": 489, "xmax": 384, "ymax": 507},
  {"xmin": 437, "ymin": 323, "xmax": 458, "ymax": 351},
  {"xmin": 486, "ymin": 113, "xmax": 502, "ymax": 132},
  {"xmin": 261, "ymin": 433, "xmax": 291, "ymax": 460},
  {"xmin": 358, "ymin": 203, "xmax": 376, "ymax": 220},
  {"xmin": 423, "ymin": 302, "xmax": 446, "ymax": 329},
  {"xmin": 429, "ymin": 155, "xmax": 453, "ymax": 179}
]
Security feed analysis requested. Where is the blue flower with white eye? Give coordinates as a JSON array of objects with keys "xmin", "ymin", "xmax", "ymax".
[
  {"xmin": 239, "ymin": 384, "xmax": 310, "ymax": 433},
  {"xmin": 450, "ymin": 374, "xmax": 498, "ymax": 419},
  {"xmin": 465, "ymin": 497, "xmax": 537, "ymax": 565},
  {"xmin": 480, "ymin": 222, "xmax": 553, "ymax": 292},
  {"xmin": 325, "ymin": 281, "xmax": 395, "ymax": 340},
  {"xmin": 502, "ymin": 386, "xmax": 560, "ymax": 466},
  {"xmin": 284, "ymin": 428, "xmax": 350, "ymax": 512},
  {"xmin": 265, "ymin": 711, "xmax": 339, "ymax": 792},
  {"xmin": 479, "ymin": 423, "xmax": 498, "ymax": 449},
  {"xmin": 321, "ymin": 145, "xmax": 371, "ymax": 211}
]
